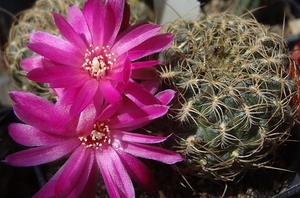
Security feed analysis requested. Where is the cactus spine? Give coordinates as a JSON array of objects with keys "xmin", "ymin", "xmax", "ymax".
[{"xmin": 158, "ymin": 13, "xmax": 298, "ymax": 181}]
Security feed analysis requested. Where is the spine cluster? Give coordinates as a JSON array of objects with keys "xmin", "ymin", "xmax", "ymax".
[{"xmin": 158, "ymin": 13, "xmax": 299, "ymax": 181}]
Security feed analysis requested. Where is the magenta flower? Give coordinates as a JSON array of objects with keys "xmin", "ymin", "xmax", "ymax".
[
  {"xmin": 21, "ymin": 0, "xmax": 174, "ymax": 115},
  {"xmin": 4, "ymin": 88, "xmax": 183, "ymax": 198}
]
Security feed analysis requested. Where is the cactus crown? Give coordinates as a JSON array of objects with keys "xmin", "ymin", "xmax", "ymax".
[{"xmin": 158, "ymin": 13, "xmax": 298, "ymax": 181}]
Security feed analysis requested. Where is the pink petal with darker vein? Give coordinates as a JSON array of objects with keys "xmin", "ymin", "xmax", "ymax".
[
  {"xmin": 117, "ymin": 151, "xmax": 154, "ymax": 193},
  {"xmin": 97, "ymin": 102, "xmax": 122, "ymax": 121},
  {"xmin": 121, "ymin": 142, "xmax": 184, "ymax": 164},
  {"xmin": 90, "ymin": 0, "xmax": 104, "ymax": 47},
  {"xmin": 127, "ymin": 33, "xmax": 174, "ymax": 61},
  {"xmin": 109, "ymin": 105, "xmax": 169, "ymax": 130},
  {"xmin": 70, "ymin": 79, "xmax": 99, "ymax": 116},
  {"xmin": 99, "ymin": 79, "xmax": 121, "ymax": 103},
  {"xmin": 112, "ymin": 23, "xmax": 161, "ymax": 56},
  {"xmin": 109, "ymin": 56, "xmax": 131, "ymax": 83},
  {"xmin": 54, "ymin": 147, "xmax": 94, "ymax": 198},
  {"xmin": 131, "ymin": 60, "xmax": 160, "ymax": 69},
  {"xmin": 26, "ymin": 65, "xmax": 87, "ymax": 88},
  {"xmin": 67, "ymin": 5, "xmax": 91, "ymax": 44},
  {"xmin": 123, "ymin": 80, "xmax": 160, "ymax": 106},
  {"xmin": 115, "ymin": 131, "xmax": 169, "ymax": 144},
  {"xmin": 10, "ymin": 92, "xmax": 74, "ymax": 135},
  {"xmin": 76, "ymin": 102, "xmax": 98, "ymax": 137},
  {"xmin": 115, "ymin": 21, "xmax": 148, "ymax": 43},
  {"xmin": 82, "ymin": 0, "xmax": 95, "ymax": 31},
  {"xmin": 155, "ymin": 89, "xmax": 176, "ymax": 105},
  {"xmin": 139, "ymin": 79, "xmax": 160, "ymax": 95},
  {"xmin": 79, "ymin": 159, "xmax": 98, "ymax": 198},
  {"xmin": 53, "ymin": 12, "xmax": 87, "ymax": 51},
  {"xmin": 20, "ymin": 56, "xmax": 44, "ymax": 71},
  {"xmin": 96, "ymin": 146, "xmax": 134, "ymax": 198},
  {"xmin": 32, "ymin": 147, "xmax": 89, "ymax": 198},
  {"xmin": 29, "ymin": 31, "xmax": 82, "ymax": 56},
  {"xmin": 4, "ymin": 138, "xmax": 79, "ymax": 166},
  {"xmin": 9, "ymin": 123, "xmax": 66, "ymax": 146},
  {"xmin": 26, "ymin": 43, "xmax": 82, "ymax": 66},
  {"xmin": 103, "ymin": 0, "xmax": 124, "ymax": 46}
]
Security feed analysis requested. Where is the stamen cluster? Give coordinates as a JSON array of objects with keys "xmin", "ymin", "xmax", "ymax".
[
  {"xmin": 82, "ymin": 45, "xmax": 116, "ymax": 79},
  {"xmin": 79, "ymin": 122, "xmax": 111, "ymax": 149}
]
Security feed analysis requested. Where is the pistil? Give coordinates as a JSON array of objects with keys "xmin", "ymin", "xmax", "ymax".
[
  {"xmin": 82, "ymin": 44, "xmax": 116, "ymax": 79},
  {"xmin": 79, "ymin": 122, "xmax": 111, "ymax": 149}
]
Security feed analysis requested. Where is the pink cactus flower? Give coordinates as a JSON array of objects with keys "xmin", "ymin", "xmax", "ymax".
[
  {"xmin": 21, "ymin": 0, "xmax": 174, "ymax": 115},
  {"xmin": 4, "ymin": 88, "xmax": 183, "ymax": 198}
]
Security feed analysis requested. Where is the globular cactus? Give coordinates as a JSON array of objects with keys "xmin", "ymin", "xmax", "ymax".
[{"xmin": 158, "ymin": 13, "xmax": 299, "ymax": 181}]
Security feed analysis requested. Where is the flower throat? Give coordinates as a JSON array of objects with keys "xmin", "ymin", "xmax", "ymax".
[
  {"xmin": 82, "ymin": 44, "xmax": 116, "ymax": 79},
  {"xmin": 79, "ymin": 121, "xmax": 111, "ymax": 149}
]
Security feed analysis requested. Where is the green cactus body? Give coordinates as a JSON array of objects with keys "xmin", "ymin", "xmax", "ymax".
[{"xmin": 158, "ymin": 13, "xmax": 298, "ymax": 181}]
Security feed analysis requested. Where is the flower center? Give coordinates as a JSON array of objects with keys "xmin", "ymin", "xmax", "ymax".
[
  {"xmin": 79, "ymin": 122, "xmax": 111, "ymax": 149},
  {"xmin": 82, "ymin": 44, "xmax": 116, "ymax": 79}
]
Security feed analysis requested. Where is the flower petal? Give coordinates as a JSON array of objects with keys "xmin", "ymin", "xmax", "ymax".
[
  {"xmin": 115, "ymin": 131, "xmax": 170, "ymax": 144},
  {"xmin": 26, "ymin": 64, "xmax": 87, "ymax": 88},
  {"xmin": 99, "ymin": 80, "xmax": 121, "ymax": 103},
  {"xmin": 123, "ymin": 80, "xmax": 160, "ymax": 106},
  {"xmin": 131, "ymin": 60, "xmax": 160, "ymax": 69},
  {"xmin": 70, "ymin": 79, "xmax": 99, "ymax": 116},
  {"xmin": 76, "ymin": 102, "xmax": 98, "ymax": 137},
  {"xmin": 96, "ymin": 146, "xmax": 134, "ymax": 198},
  {"xmin": 103, "ymin": 0, "xmax": 124, "ymax": 46},
  {"xmin": 53, "ymin": 12, "xmax": 87, "ymax": 51},
  {"xmin": 10, "ymin": 91, "xmax": 73, "ymax": 135},
  {"xmin": 96, "ymin": 155, "xmax": 120, "ymax": 198},
  {"xmin": 112, "ymin": 23, "xmax": 161, "ymax": 56},
  {"xmin": 127, "ymin": 33, "xmax": 174, "ymax": 60},
  {"xmin": 4, "ymin": 138, "xmax": 79, "ymax": 166},
  {"xmin": 20, "ymin": 56, "xmax": 44, "ymax": 71},
  {"xmin": 121, "ymin": 142, "xmax": 184, "ymax": 164},
  {"xmin": 10, "ymin": 92, "xmax": 54, "ymax": 128},
  {"xmin": 54, "ymin": 147, "xmax": 94, "ymax": 198},
  {"xmin": 115, "ymin": 21, "xmax": 147, "ymax": 43},
  {"xmin": 119, "ymin": 1, "xmax": 130, "ymax": 32},
  {"xmin": 32, "ymin": 147, "xmax": 92, "ymax": 198},
  {"xmin": 29, "ymin": 31, "xmax": 82, "ymax": 59},
  {"xmin": 26, "ymin": 42, "xmax": 82, "ymax": 66},
  {"xmin": 67, "ymin": 5, "xmax": 91, "ymax": 44},
  {"xmin": 139, "ymin": 79, "xmax": 160, "ymax": 95},
  {"xmin": 109, "ymin": 105, "xmax": 169, "ymax": 131},
  {"xmin": 97, "ymin": 102, "xmax": 122, "ymax": 121},
  {"xmin": 79, "ymin": 159, "xmax": 98, "ymax": 198},
  {"xmin": 110, "ymin": 56, "xmax": 132, "ymax": 84},
  {"xmin": 117, "ymin": 151, "xmax": 154, "ymax": 193},
  {"xmin": 86, "ymin": 0, "xmax": 104, "ymax": 46},
  {"xmin": 8, "ymin": 123, "xmax": 66, "ymax": 146},
  {"xmin": 155, "ymin": 89, "xmax": 176, "ymax": 105}
]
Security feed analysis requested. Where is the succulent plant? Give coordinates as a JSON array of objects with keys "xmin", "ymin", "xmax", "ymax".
[
  {"xmin": 158, "ymin": 13, "xmax": 299, "ymax": 181},
  {"xmin": 4, "ymin": 0, "xmax": 153, "ymax": 100}
]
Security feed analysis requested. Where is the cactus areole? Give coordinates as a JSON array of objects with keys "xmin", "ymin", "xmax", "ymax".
[{"xmin": 158, "ymin": 13, "xmax": 298, "ymax": 181}]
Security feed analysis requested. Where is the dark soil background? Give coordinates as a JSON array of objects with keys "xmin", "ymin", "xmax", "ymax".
[{"xmin": 1, "ymin": 0, "xmax": 300, "ymax": 198}]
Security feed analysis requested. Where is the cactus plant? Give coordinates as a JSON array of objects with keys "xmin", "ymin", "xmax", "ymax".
[{"xmin": 157, "ymin": 13, "xmax": 299, "ymax": 182}]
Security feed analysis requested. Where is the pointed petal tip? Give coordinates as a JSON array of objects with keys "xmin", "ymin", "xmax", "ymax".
[
  {"xmin": 164, "ymin": 153, "xmax": 185, "ymax": 164},
  {"xmin": 9, "ymin": 91, "xmax": 29, "ymax": 103}
]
